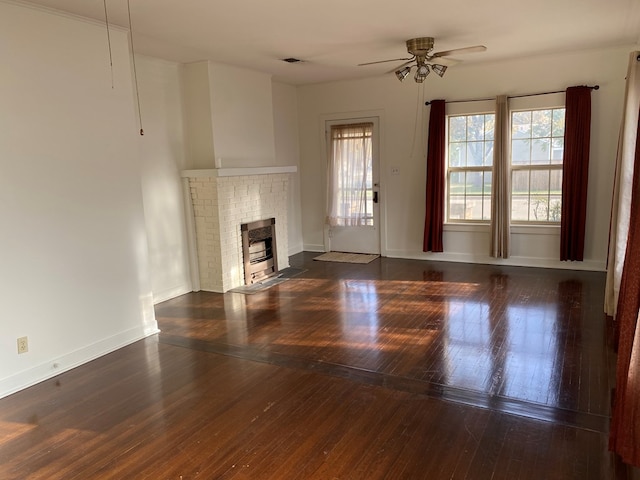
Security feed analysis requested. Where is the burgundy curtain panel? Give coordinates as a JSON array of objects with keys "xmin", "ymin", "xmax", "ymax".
[
  {"xmin": 423, "ymin": 100, "xmax": 446, "ymax": 252},
  {"xmin": 610, "ymin": 110, "xmax": 640, "ymax": 466},
  {"xmin": 560, "ymin": 86, "xmax": 592, "ymax": 261}
]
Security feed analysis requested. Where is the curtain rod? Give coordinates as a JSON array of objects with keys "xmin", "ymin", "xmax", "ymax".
[{"xmin": 424, "ymin": 85, "xmax": 599, "ymax": 106}]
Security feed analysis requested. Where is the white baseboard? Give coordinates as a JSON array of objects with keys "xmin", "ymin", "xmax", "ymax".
[
  {"xmin": 152, "ymin": 284, "xmax": 192, "ymax": 305},
  {"xmin": 384, "ymin": 249, "xmax": 606, "ymax": 272},
  {"xmin": 0, "ymin": 325, "xmax": 160, "ymax": 400},
  {"xmin": 303, "ymin": 243, "xmax": 326, "ymax": 253},
  {"xmin": 288, "ymin": 243, "xmax": 304, "ymax": 256}
]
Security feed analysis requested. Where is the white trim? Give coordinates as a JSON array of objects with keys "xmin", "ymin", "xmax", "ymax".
[
  {"xmin": 181, "ymin": 166, "xmax": 297, "ymax": 178},
  {"xmin": 320, "ymin": 110, "xmax": 386, "ymax": 255},
  {"xmin": 384, "ymin": 249, "xmax": 605, "ymax": 271},
  {"xmin": 303, "ymin": 243, "xmax": 326, "ymax": 252},
  {"xmin": 0, "ymin": 326, "xmax": 160, "ymax": 400},
  {"xmin": 444, "ymin": 223, "xmax": 491, "ymax": 233},
  {"xmin": 444, "ymin": 223, "xmax": 560, "ymax": 236}
]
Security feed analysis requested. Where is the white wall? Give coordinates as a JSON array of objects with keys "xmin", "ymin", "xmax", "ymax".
[
  {"xmin": 182, "ymin": 61, "xmax": 216, "ymax": 170},
  {"xmin": 272, "ymin": 82, "xmax": 303, "ymax": 255},
  {"xmin": 298, "ymin": 45, "xmax": 630, "ymax": 270},
  {"xmin": 0, "ymin": 2, "xmax": 157, "ymax": 398},
  {"xmin": 137, "ymin": 56, "xmax": 193, "ymax": 303},
  {"xmin": 209, "ymin": 63, "xmax": 277, "ymax": 167}
]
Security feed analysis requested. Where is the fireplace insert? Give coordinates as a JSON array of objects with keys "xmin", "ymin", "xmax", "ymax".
[{"xmin": 240, "ymin": 218, "xmax": 278, "ymax": 285}]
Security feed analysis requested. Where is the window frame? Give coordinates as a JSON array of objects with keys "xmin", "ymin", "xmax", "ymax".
[
  {"xmin": 443, "ymin": 94, "xmax": 566, "ymax": 228},
  {"xmin": 444, "ymin": 100, "xmax": 496, "ymax": 225},
  {"xmin": 509, "ymin": 94, "xmax": 566, "ymax": 226}
]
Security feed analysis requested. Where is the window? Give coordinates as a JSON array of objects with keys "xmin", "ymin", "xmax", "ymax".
[
  {"xmin": 510, "ymin": 108, "xmax": 565, "ymax": 223},
  {"xmin": 444, "ymin": 98, "xmax": 566, "ymax": 226},
  {"xmin": 326, "ymin": 123, "xmax": 374, "ymax": 226},
  {"xmin": 446, "ymin": 113, "xmax": 495, "ymax": 221}
]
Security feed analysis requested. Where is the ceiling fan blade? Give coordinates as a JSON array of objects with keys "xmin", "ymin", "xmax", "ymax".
[
  {"xmin": 432, "ymin": 45, "xmax": 487, "ymax": 58},
  {"xmin": 427, "ymin": 57, "xmax": 460, "ymax": 67},
  {"xmin": 385, "ymin": 59, "xmax": 415, "ymax": 74},
  {"xmin": 358, "ymin": 56, "xmax": 413, "ymax": 66}
]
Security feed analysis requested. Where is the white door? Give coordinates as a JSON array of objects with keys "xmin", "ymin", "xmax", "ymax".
[{"xmin": 325, "ymin": 118, "xmax": 380, "ymax": 254}]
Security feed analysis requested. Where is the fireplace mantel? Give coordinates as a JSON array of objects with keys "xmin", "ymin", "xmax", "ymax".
[{"xmin": 181, "ymin": 166, "xmax": 297, "ymax": 178}]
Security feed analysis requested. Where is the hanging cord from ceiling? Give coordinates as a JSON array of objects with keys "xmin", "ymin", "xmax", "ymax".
[
  {"xmin": 103, "ymin": 0, "xmax": 114, "ymax": 89},
  {"xmin": 127, "ymin": 0, "xmax": 144, "ymax": 136},
  {"xmin": 408, "ymin": 81, "xmax": 427, "ymax": 161}
]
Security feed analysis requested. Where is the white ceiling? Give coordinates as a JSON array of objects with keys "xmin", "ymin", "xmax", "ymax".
[{"xmin": 21, "ymin": 0, "xmax": 640, "ymax": 85}]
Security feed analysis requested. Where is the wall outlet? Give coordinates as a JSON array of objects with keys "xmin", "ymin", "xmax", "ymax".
[
  {"xmin": 17, "ymin": 336, "xmax": 28, "ymax": 354},
  {"xmin": 391, "ymin": 167, "xmax": 400, "ymax": 175}
]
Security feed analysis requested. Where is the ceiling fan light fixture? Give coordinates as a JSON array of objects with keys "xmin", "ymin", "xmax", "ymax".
[
  {"xmin": 432, "ymin": 64, "xmax": 448, "ymax": 77},
  {"xmin": 395, "ymin": 66, "xmax": 411, "ymax": 82},
  {"xmin": 414, "ymin": 64, "xmax": 430, "ymax": 83}
]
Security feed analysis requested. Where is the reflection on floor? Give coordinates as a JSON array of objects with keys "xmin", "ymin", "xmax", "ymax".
[
  {"xmin": 160, "ymin": 252, "xmax": 614, "ymax": 428},
  {"xmin": 0, "ymin": 252, "xmax": 624, "ymax": 479}
]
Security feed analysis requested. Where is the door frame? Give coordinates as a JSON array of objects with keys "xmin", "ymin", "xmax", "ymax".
[{"xmin": 319, "ymin": 110, "xmax": 386, "ymax": 256}]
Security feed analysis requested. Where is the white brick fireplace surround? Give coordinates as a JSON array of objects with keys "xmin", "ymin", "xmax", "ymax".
[{"xmin": 181, "ymin": 166, "xmax": 297, "ymax": 293}]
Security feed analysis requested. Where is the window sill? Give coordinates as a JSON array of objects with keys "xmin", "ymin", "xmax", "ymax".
[
  {"xmin": 511, "ymin": 224, "xmax": 560, "ymax": 235},
  {"xmin": 444, "ymin": 223, "xmax": 490, "ymax": 233},
  {"xmin": 444, "ymin": 223, "xmax": 560, "ymax": 236}
]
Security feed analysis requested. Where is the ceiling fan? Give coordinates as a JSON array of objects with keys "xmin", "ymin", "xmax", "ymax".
[{"xmin": 358, "ymin": 37, "xmax": 486, "ymax": 83}]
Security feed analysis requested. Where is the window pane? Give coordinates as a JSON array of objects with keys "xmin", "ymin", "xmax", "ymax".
[
  {"xmin": 467, "ymin": 142, "xmax": 484, "ymax": 166},
  {"xmin": 552, "ymin": 109, "xmax": 565, "ymax": 137},
  {"xmin": 512, "ymin": 111, "xmax": 531, "ymax": 139},
  {"xmin": 549, "ymin": 196, "xmax": 562, "ymax": 222},
  {"xmin": 531, "ymin": 138, "xmax": 551, "ymax": 164},
  {"xmin": 532, "ymin": 110, "xmax": 552, "ymax": 138},
  {"xmin": 485, "ymin": 115, "xmax": 495, "ymax": 141},
  {"xmin": 530, "ymin": 169, "xmax": 550, "ymax": 195},
  {"xmin": 466, "ymin": 171, "xmax": 483, "ymax": 195},
  {"xmin": 512, "ymin": 170, "xmax": 529, "ymax": 195},
  {"xmin": 467, "ymin": 115, "xmax": 484, "ymax": 141},
  {"xmin": 531, "ymin": 195, "xmax": 550, "ymax": 221},
  {"xmin": 551, "ymin": 138, "xmax": 563, "ymax": 164},
  {"xmin": 449, "ymin": 116, "xmax": 466, "ymax": 142},
  {"xmin": 512, "ymin": 139, "xmax": 531, "ymax": 165},
  {"xmin": 484, "ymin": 141, "xmax": 494, "ymax": 166},
  {"xmin": 449, "ymin": 195, "xmax": 466, "ymax": 220},
  {"xmin": 509, "ymin": 107, "xmax": 565, "ymax": 224},
  {"xmin": 365, "ymin": 196, "xmax": 374, "ymax": 224},
  {"xmin": 466, "ymin": 195, "xmax": 483, "ymax": 220},
  {"xmin": 511, "ymin": 197, "xmax": 529, "ymax": 221},
  {"xmin": 482, "ymin": 197, "xmax": 492, "ymax": 221},
  {"xmin": 447, "ymin": 113, "xmax": 494, "ymax": 223},
  {"xmin": 484, "ymin": 171, "xmax": 493, "ymax": 196},
  {"xmin": 550, "ymin": 169, "xmax": 562, "ymax": 196},
  {"xmin": 450, "ymin": 171, "xmax": 465, "ymax": 195},
  {"xmin": 449, "ymin": 142, "xmax": 465, "ymax": 167}
]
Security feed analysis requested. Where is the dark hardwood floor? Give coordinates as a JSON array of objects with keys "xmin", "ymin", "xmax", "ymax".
[{"xmin": 0, "ymin": 252, "xmax": 626, "ymax": 479}]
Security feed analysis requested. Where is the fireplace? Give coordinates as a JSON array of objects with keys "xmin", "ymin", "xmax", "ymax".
[
  {"xmin": 181, "ymin": 167, "xmax": 295, "ymax": 292},
  {"xmin": 241, "ymin": 218, "xmax": 278, "ymax": 285}
]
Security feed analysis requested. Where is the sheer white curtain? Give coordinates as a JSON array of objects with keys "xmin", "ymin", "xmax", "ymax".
[
  {"xmin": 605, "ymin": 52, "xmax": 640, "ymax": 316},
  {"xmin": 326, "ymin": 123, "xmax": 373, "ymax": 227},
  {"xmin": 490, "ymin": 95, "xmax": 510, "ymax": 258}
]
